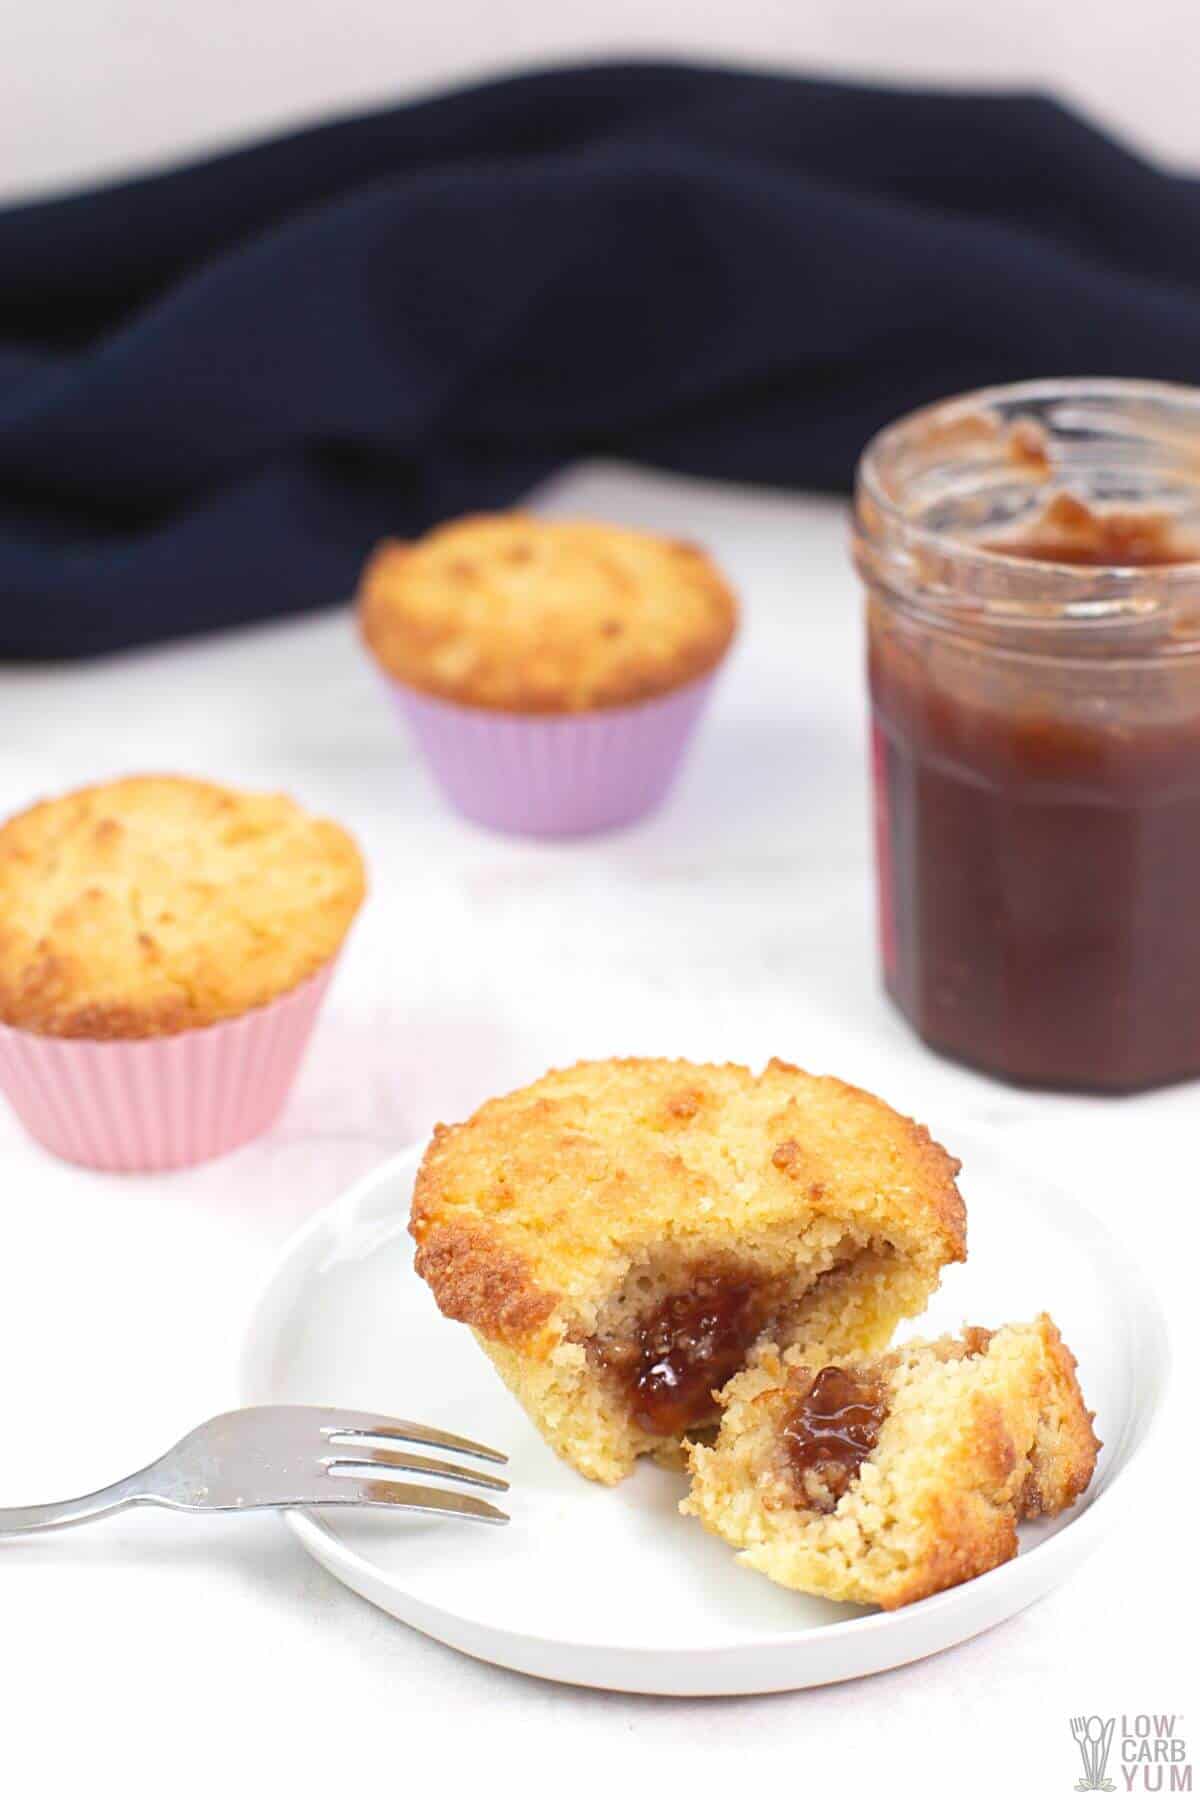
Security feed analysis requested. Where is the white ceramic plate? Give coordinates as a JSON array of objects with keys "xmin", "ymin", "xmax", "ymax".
[{"xmin": 241, "ymin": 1132, "xmax": 1168, "ymax": 1695}]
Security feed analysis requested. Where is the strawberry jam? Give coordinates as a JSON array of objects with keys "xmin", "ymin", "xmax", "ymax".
[
  {"xmin": 609, "ymin": 1273, "xmax": 770, "ymax": 1437},
  {"xmin": 782, "ymin": 1365, "xmax": 887, "ymax": 1506},
  {"xmin": 857, "ymin": 382, "xmax": 1200, "ymax": 1093}
]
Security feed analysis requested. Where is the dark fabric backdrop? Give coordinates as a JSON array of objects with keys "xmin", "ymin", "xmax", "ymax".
[{"xmin": 2, "ymin": 62, "xmax": 1199, "ymax": 659}]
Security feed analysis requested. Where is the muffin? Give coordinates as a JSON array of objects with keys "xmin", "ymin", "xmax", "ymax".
[
  {"xmin": 682, "ymin": 1316, "xmax": 1099, "ymax": 1609},
  {"xmin": 357, "ymin": 514, "xmax": 738, "ymax": 836},
  {"xmin": 410, "ymin": 1057, "xmax": 966, "ymax": 1483},
  {"xmin": 0, "ymin": 775, "xmax": 365, "ymax": 1170}
]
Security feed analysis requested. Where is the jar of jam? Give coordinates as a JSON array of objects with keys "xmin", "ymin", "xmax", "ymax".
[{"xmin": 853, "ymin": 379, "xmax": 1200, "ymax": 1092}]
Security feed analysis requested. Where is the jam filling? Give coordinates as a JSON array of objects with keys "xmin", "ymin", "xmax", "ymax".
[
  {"xmin": 601, "ymin": 1272, "xmax": 771, "ymax": 1438},
  {"xmin": 985, "ymin": 494, "xmax": 1200, "ymax": 568},
  {"xmin": 781, "ymin": 1365, "xmax": 888, "ymax": 1508}
]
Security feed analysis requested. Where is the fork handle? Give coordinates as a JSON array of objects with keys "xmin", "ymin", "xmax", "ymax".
[{"xmin": 0, "ymin": 1471, "xmax": 149, "ymax": 1536}]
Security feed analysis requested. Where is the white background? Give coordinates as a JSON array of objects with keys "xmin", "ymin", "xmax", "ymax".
[
  {"xmin": 3, "ymin": 0, "xmax": 1200, "ymax": 201},
  {"xmin": 0, "ymin": 465, "xmax": 1192, "ymax": 1797}
]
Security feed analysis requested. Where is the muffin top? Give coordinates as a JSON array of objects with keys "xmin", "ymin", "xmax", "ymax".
[
  {"xmin": 410, "ymin": 1057, "xmax": 966, "ymax": 1345},
  {"xmin": 357, "ymin": 514, "xmax": 738, "ymax": 713},
  {"xmin": 0, "ymin": 776, "xmax": 366, "ymax": 1038}
]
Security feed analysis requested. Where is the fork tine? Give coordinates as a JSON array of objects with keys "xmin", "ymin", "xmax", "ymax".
[
  {"xmin": 316, "ymin": 1411, "xmax": 507, "ymax": 1464},
  {"xmin": 324, "ymin": 1447, "xmax": 509, "ymax": 1492},
  {"xmin": 310, "ymin": 1475, "xmax": 508, "ymax": 1524}
]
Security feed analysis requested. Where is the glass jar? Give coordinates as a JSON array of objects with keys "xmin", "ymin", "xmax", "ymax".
[{"xmin": 853, "ymin": 378, "xmax": 1200, "ymax": 1092}]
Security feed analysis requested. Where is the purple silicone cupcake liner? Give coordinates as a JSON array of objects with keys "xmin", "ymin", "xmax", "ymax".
[{"xmin": 389, "ymin": 673, "xmax": 719, "ymax": 837}]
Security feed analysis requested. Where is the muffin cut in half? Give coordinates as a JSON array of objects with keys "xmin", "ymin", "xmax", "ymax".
[
  {"xmin": 682, "ymin": 1314, "xmax": 1099, "ymax": 1609},
  {"xmin": 410, "ymin": 1058, "xmax": 966, "ymax": 1483}
]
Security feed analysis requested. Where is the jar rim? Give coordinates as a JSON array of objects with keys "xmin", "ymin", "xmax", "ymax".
[{"xmin": 854, "ymin": 378, "xmax": 1200, "ymax": 654}]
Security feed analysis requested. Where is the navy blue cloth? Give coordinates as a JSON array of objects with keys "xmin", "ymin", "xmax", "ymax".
[{"xmin": 3, "ymin": 63, "xmax": 1200, "ymax": 658}]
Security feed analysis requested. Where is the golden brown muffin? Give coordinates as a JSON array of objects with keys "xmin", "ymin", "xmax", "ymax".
[
  {"xmin": 357, "ymin": 514, "xmax": 738, "ymax": 713},
  {"xmin": 410, "ymin": 1058, "xmax": 966, "ymax": 1483},
  {"xmin": 0, "ymin": 775, "xmax": 365, "ymax": 1038},
  {"xmin": 682, "ymin": 1315, "xmax": 1099, "ymax": 1609}
]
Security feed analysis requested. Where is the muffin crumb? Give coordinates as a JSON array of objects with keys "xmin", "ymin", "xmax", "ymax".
[{"xmin": 683, "ymin": 1315, "xmax": 1099, "ymax": 1608}]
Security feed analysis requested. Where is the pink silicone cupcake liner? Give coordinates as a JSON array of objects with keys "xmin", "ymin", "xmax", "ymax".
[
  {"xmin": 391, "ymin": 673, "xmax": 719, "ymax": 837},
  {"xmin": 0, "ymin": 961, "xmax": 336, "ymax": 1173}
]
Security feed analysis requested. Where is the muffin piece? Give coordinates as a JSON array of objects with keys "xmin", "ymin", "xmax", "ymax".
[
  {"xmin": 358, "ymin": 513, "xmax": 738, "ymax": 713},
  {"xmin": 0, "ymin": 775, "xmax": 365, "ymax": 1037},
  {"xmin": 410, "ymin": 1058, "xmax": 966, "ymax": 1483},
  {"xmin": 682, "ymin": 1315, "xmax": 1099, "ymax": 1609}
]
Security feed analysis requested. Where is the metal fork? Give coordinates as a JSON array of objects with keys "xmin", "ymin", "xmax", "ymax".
[{"xmin": 0, "ymin": 1406, "xmax": 509, "ymax": 1535}]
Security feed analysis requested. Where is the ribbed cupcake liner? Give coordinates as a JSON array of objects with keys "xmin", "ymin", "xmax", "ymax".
[
  {"xmin": 0, "ymin": 961, "xmax": 336, "ymax": 1172},
  {"xmin": 390, "ymin": 673, "xmax": 719, "ymax": 837}
]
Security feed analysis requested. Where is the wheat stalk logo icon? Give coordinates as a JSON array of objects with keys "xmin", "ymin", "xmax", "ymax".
[{"xmin": 1070, "ymin": 1716, "xmax": 1116, "ymax": 1791}]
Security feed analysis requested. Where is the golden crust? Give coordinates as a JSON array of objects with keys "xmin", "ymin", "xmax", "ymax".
[
  {"xmin": 0, "ymin": 775, "xmax": 366, "ymax": 1038},
  {"xmin": 682, "ymin": 1315, "xmax": 1100, "ymax": 1610},
  {"xmin": 412, "ymin": 1057, "xmax": 964, "ymax": 1344},
  {"xmin": 411, "ymin": 1058, "xmax": 966, "ymax": 1481},
  {"xmin": 412, "ymin": 1218, "xmax": 558, "ymax": 1340},
  {"xmin": 357, "ymin": 513, "xmax": 738, "ymax": 713}
]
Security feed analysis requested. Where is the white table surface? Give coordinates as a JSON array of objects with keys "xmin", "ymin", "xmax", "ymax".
[{"xmin": 0, "ymin": 463, "xmax": 1191, "ymax": 1797}]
